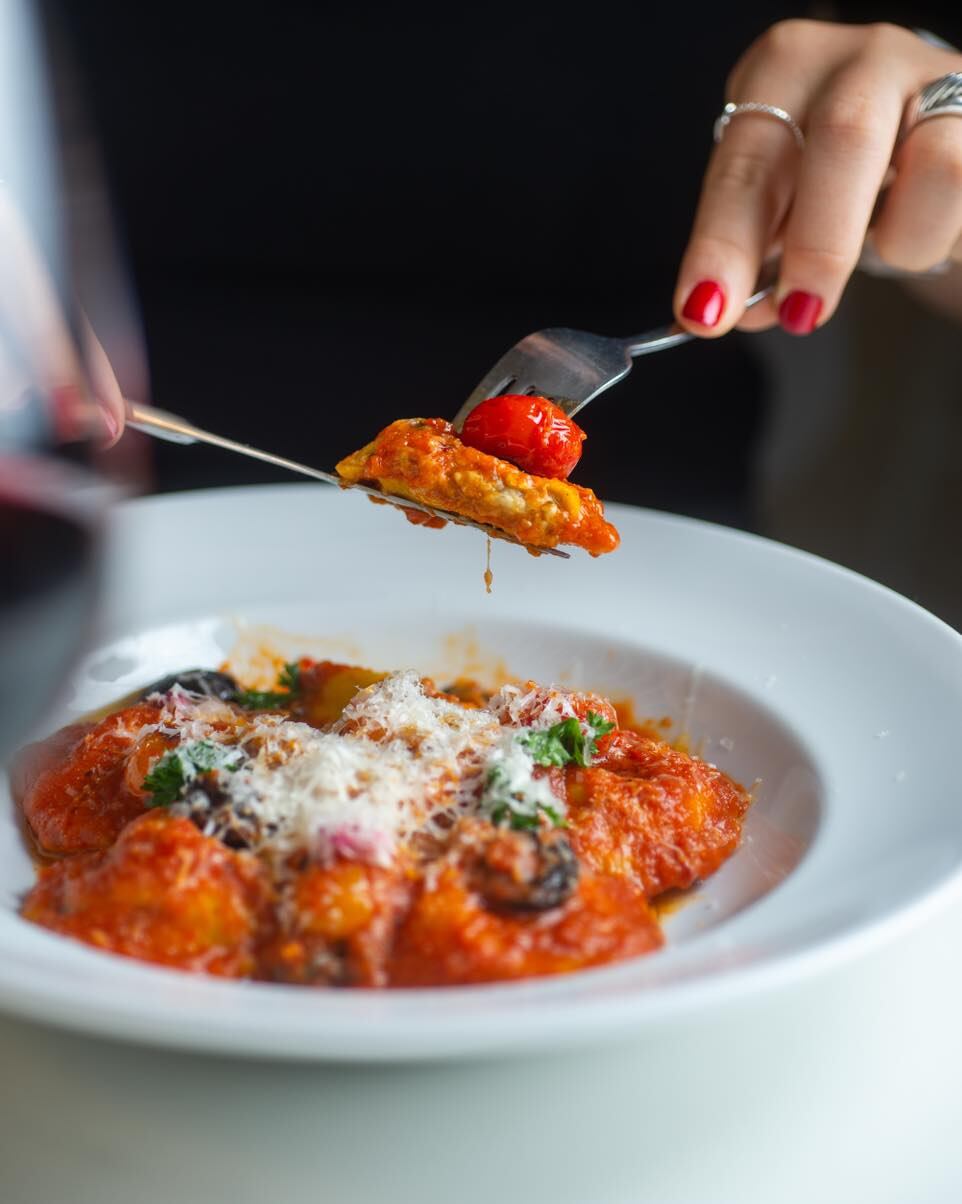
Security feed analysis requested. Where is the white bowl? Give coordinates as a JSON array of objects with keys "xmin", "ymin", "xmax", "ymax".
[{"xmin": 2, "ymin": 484, "xmax": 960, "ymax": 1061}]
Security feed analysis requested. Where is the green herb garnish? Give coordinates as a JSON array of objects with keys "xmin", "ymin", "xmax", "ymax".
[
  {"xmin": 143, "ymin": 739, "xmax": 245, "ymax": 808},
  {"xmin": 141, "ymin": 750, "xmax": 188, "ymax": 808},
  {"xmin": 482, "ymin": 765, "xmax": 567, "ymax": 832},
  {"xmin": 489, "ymin": 800, "xmax": 567, "ymax": 831},
  {"xmin": 518, "ymin": 711, "xmax": 615, "ymax": 769},
  {"xmin": 277, "ymin": 661, "xmax": 300, "ymax": 693},
  {"xmin": 231, "ymin": 688, "xmax": 290, "ymax": 709},
  {"xmin": 232, "ymin": 661, "xmax": 302, "ymax": 710}
]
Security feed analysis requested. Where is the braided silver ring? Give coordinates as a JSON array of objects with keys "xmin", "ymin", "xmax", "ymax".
[
  {"xmin": 713, "ymin": 101, "xmax": 805, "ymax": 150},
  {"xmin": 901, "ymin": 71, "xmax": 962, "ymax": 137}
]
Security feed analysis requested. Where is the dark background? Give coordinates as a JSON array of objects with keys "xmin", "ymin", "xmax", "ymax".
[{"xmin": 55, "ymin": 2, "xmax": 961, "ymax": 531}]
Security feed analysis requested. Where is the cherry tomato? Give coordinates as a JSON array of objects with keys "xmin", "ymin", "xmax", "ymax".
[{"xmin": 459, "ymin": 394, "xmax": 586, "ymax": 479}]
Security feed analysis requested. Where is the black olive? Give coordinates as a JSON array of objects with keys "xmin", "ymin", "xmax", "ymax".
[
  {"xmin": 469, "ymin": 828, "xmax": 579, "ymax": 913},
  {"xmin": 179, "ymin": 783, "xmax": 219, "ymax": 827},
  {"xmin": 220, "ymin": 827, "xmax": 251, "ymax": 851},
  {"xmin": 177, "ymin": 780, "xmax": 263, "ymax": 851},
  {"xmin": 138, "ymin": 668, "xmax": 239, "ymax": 701}
]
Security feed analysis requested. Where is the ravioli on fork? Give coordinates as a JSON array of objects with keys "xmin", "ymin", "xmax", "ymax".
[{"xmin": 336, "ymin": 397, "xmax": 620, "ymax": 557}]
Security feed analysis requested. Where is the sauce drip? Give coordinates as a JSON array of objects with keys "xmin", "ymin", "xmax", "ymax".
[{"xmin": 483, "ymin": 538, "xmax": 493, "ymax": 594}]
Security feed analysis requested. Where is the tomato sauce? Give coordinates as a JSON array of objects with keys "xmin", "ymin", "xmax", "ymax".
[
  {"xmin": 14, "ymin": 659, "xmax": 751, "ymax": 988},
  {"xmin": 18, "ymin": 701, "xmax": 162, "ymax": 855}
]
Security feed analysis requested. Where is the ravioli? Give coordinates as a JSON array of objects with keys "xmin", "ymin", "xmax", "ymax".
[
  {"xmin": 16, "ymin": 658, "xmax": 751, "ymax": 987},
  {"xmin": 336, "ymin": 417, "xmax": 619, "ymax": 555}
]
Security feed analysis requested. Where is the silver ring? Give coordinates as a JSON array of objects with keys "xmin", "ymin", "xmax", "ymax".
[
  {"xmin": 713, "ymin": 101, "xmax": 805, "ymax": 150},
  {"xmin": 902, "ymin": 71, "xmax": 962, "ymax": 136}
]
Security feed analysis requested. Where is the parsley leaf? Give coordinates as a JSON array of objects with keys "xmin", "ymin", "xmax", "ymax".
[
  {"xmin": 490, "ymin": 801, "xmax": 567, "ymax": 830},
  {"xmin": 142, "ymin": 751, "xmax": 186, "ymax": 807},
  {"xmin": 490, "ymin": 802, "xmax": 537, "ymax": 830},
  {"xmin": 278, "ymin": 661, "xmax": 300, "ymax": 693},
  {"xmin": 519, "ymin": 711, "xmax": 615, "ymax": 769},
  {"xmin": 585, "ymin": 710, "xmax": 616, "ymax": 751},
  {"xmin": 519, "ymin": 717, "xmax": 583, "ymax": 766},
  {"xmin": 233, "ymin": 661, "xmax": 302, "ymax": 710},
  {"xmin": 185, "ymin": 739, "xmax": 245, "ymax": 774},
  {"xmin": 143, "ymin": 740, "xmax": 245, "ymax": 808},
  {"xmin": 231, "ymin": 688, "xmax": 290, "ymax": 709},
  {"xmin": 483, "ymin": 766, "xmax": 567, "ymax": 831}
]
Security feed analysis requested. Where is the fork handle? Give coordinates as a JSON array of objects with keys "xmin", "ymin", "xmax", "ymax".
[
  {"xmin": 624, "ymin": 245, "xmax": 951, "ymax": 357},
  {"xmin": 125, "ymin": 402, "xmax": 571, "ymax": 557},
  {"xmin": 126, "ymin": 402, "xmax": 342, "ymax": 485},
  {"xmin": 624, "ymin": 266, "xmax": 777, "ymax": 357}
]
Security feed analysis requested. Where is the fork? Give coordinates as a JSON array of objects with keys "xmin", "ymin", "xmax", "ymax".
[
  {"xmin": 125, "ymin": 269, "xmax": 777, "ymax": 562},
  {"xmin": 124, "ymin": 402, "xmax": 573, "ymax": 558},
  {"xmin": 451, "ymin": 262, "xmax": 777, "ymax": 429},
  {"xmin": 452, "ymin": 235, "xmax": 953, "ymax": 428}
]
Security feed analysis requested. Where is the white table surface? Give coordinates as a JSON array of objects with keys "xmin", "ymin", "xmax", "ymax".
[{"xmin": 1, "ymin": 890, "xmax": 960, "ymax": 1204}]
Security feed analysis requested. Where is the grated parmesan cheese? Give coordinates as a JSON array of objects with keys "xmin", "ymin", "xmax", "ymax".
[
  {"xmin": 151, "ymin": 671, "xmax": 581, "ymax": 867},
  {"xmin": 488, "ymin": 682, "xmax": 580, "ymax": 728},
  {"xmin": 479, "ymin": 727, "xmax": 562, "ymax": 821}
]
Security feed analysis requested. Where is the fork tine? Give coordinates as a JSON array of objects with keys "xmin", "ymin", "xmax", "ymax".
[
  {"xmin": 452, "ymin": 343, "xmax": 555, "ymax": 430},
  {"xmin": 455, "ymin": 266, "xmax": 780, "ymax": 432},
  {"xmin": 454, "ymin": 328, "xmax": 630, "ymax": 429},
  {"xmin": 452, "ymin": 365, "xmax": 522, "ymax": 428}
]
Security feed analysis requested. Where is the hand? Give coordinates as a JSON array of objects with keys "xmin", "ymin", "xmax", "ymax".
[
  {"xmin": 81, "ymin": 317, "xmax": 126, "ymax": 447},
  {"xmin": 673, "ymin": 21, "xmax": 962, "ymax": 336},
  {"xmin": 1, "ymin": 184, "xmax": 126, "ymax": 447}
]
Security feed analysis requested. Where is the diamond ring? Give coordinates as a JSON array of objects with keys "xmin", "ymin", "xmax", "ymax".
[{"xmin": 713, "ymin": 101, "xmax": 805, "ymax": 151}]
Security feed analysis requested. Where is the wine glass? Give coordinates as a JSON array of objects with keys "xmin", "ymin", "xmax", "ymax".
[{"xmin": 0, "ymin": 0, "xmax": 146, "ymax": 758}]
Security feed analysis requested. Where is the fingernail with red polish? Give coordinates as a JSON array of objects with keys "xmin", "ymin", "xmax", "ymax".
[
  {"xmin": 682, "ymin": 280, "xmax": 725, "ymax": 328},
  {"xmin": 101, "ymin": 408, "xmax": 120, "ymax": 444},
  {"xmin": 778, "ymin": 290, "xmax": 823, "ymax": 335}
]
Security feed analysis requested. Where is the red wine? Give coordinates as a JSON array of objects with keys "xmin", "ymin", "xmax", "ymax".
[{"xmin": 0, "ymin": 492, "xmax": 101, "ymax": 758}]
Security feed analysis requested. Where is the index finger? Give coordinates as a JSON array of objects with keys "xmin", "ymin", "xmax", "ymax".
[
  {"xmin": 673, "ymin": 98, "xmax": 805, "ymax": 337},
  {"xmin": 81, "ymin": 318, "xmax": 126, "ymax": 446}
]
